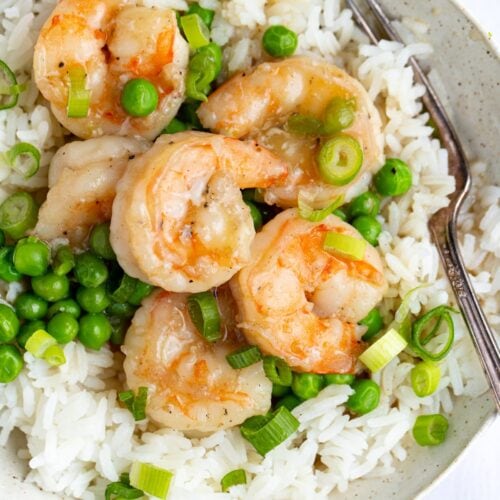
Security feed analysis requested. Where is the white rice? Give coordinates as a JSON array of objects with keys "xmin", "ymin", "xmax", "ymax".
[{"xmin": 0, "ymin": 0, "xmax": 498, "ymax": 499}]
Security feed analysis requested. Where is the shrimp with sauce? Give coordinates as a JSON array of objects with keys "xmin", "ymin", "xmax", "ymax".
[
  {"xmin": 230, "ymin": 209, "xmax": 388, "ymax": 374},
  {"xmin": 110, "ymin": 131, "xmax": 288, "ymax": 293},
  {"xmin": 34, "ymin": 135, "xmax": 150, "ymax": 245},
  {"xmin": 123, "ymin": 289, "xmax": 272, "ymax": 432},
  {"xmin": 198, "ymin": 57, "xmax": 383, "ymax": 207},
  {"xmin": 33, "ymin": 0, "xmax": 189, "ymax": 139}
]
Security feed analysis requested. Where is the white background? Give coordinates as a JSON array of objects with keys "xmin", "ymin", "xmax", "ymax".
[{"xmin": 423, "ymin": 1, "xmax": 500, "ymax": 499}]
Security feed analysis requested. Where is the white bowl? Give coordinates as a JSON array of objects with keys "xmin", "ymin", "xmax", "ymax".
[{"xmin": 1, "ymin": 0, "xmax": 498, "ymax": 498}]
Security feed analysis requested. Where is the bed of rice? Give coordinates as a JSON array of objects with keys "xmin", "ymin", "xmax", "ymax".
[{"xmin": 0, "ymin": 0, "xmax": 499, "ymax": 498}]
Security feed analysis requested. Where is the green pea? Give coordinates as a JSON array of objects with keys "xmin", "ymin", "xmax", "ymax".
[
  {"xmin": 348, "ymin": 192, "xmax": 380, "ymax": 219},
  {"xmin": 187, "ymin": 3, "xmax": 215, "ymax": 28},
  {"xmin": 121, "ymin": 78, "xmax": 159, "ymax": 117},
  {"xmin": 17, "ymin": 320, "xmax": 46, "ymax": 348},
  {"xmin": 47, "ymin": 299, "xmax": 81, "ymax": 319},
  {"xmin": 13, "ymin": 236, "xmax": 50, "ymax": 277},
  {"xmin": 31, "ymin": 273, "xmax": 70, "ymax": 302},
  {"xmin": 359, "ymin": 308, "xmax": 383, "ymax": 341},
  {"xmin": 52, "ymin": 245, "xmax": 75, "ymax": 276},
  {"xmin": 346, "ymin": 379, "xmax": 381, "ymax": 415},
  {"xmin": 324, "ymin": 373, "xmax": 355, "ymax": 385},
  {"xmin": 244, "ymin": 200, "xmax": 263, "ymax": 231},
  {"xmin": 47, "ymin": 312, "xmax": 79, "ymax": 344},
  {"xmin": 352, "ymin": 215, "xmax": 382, "ymax": 246},
  {"xmin": 106, "ymin": 302, "xmax": 136, "ymax": 319},
  {"xmin": 14, "ymin": 292, "xmax": 48, "ymax": 320},
  {"xmin": 163, "ymin": 118, "xmax": 189, "ymax": 134},
  {"xmin": 275, "ymin": 394, "xmax": 302, "ymax": 412},
  {"xmin": 109, "ymin": 316, "xmax": 129, "ymax": 346},
  {"xmin": 76, "ymin": 285, "xmax": 111, "ymax": 313},
  {"xmin": 0, "ymin": 246, "xmax": 22, "ymax": 282},
  {"xmin": 128, "ymin": 281, "xmax": 154, "ymax": 306},
  {"xmin": 78, "ymin": 313, "xmax": 112, "ymax": 350},
  {"xmin": 272, "ymin": 383, "xmax": 290, "ymax": 398},
  {"xmin": 374, "ymin": 158, "xmax": 413, "ymax": 196},
  {"xmin": 0, "ymin": 344, "xmax": 24, "ymax": 383},
  {"xmin": 322, "ymin": 97, "xmax": 356, "ymax": 134},
  {"xmin": 0, "ymin": 304, "xmax": 20, "ymax": 343},
  {"xmin": 291, "ymin": 372, "xmax": 324, "ymax": 400},
  {"xmin": 89, "ymin": 223, "xmax": 115, "ymax": 260},
  {"xmin": 74, "ymin": 252, "xmax": 108, "ymax": 288},
  {"xmin": 333, "ymin": 208, "xmax": 347, "ymax": 221},
  {"xmin": 262, "ymin": 25, "xmax": 298, "ymax": 57}
]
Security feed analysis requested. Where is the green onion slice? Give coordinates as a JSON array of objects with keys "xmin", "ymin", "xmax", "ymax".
[
  {"xmin": 226, "ymin": 346, "xmax": 262, "ymax": 369},
  {"xmin": 108, "ymin": 273, "xmax": 138, "ymax": 303},
  {"xmin": 25, "ymin": 329, "xmax": 56, "ymax": 358},
  {"xmin": 119, "ymin": 390, "xmax": 135, "ymax": 413},
  {"xmin": 358, "ymin": 328, "xmax": 408, "ymax": 372},
  {"xmin": 0, "ymin": 59, "xmax": 23, "ymax": 110},
  {"xmin": 412, "ymin": 414, "xmax": 449, "ymax": 446},
  {"xmin": 323, "ymin": 231, "xmax": 367, "ymax": 261},
  {"xmin": 42, "ymin": 344, "xmax": 66, "ymax": 367},
  {"xmin": 0, "ymin": 191, "xmax": 39, "ymax": 240},
  {"xmin": 410, "ymin": 305, "xmax": 457, "ymax": 362},
  {"xmin": 262, "ymin": 356, "xmax": 292, "ymax": 386},
  {"xmin": 297, "ymin": 192, "xmax": 344, "ymax": 222},
  {"xmin": 220, "ymin": 469, "xmax": 247, "ymax": 492},
  {"xmin": 411, "ymin": 361, "xmax": 441, "ymax": 397},
  {"xmin": 52, "ymin": 245, "xmax": 75, "ymax": 276},
  {"xmin": 286, "ymin": 114, "xmax": 323, "ymax": 135},
  {"xmin": 240, "ymin": 406, "xmax": 300, "ymax": 456},
  {"xmin": 105, "ymin": 480, "xmax": 143, "ymax": 500},
  {"xmin": 119, "ymin": 386, "xmax": 148, "ymax": 421},
  {"xmin": 180, "ymin": 14, "xmax": 210, "ymax": 50},
  {"xmin": 6, "ymin": 143, "xmax": 41, "ymax": 179},
  {"xmin": 67, "ymin": 65, "xmax": 91, "ymax": 118},
  {"xmin": 187, "ymin": 291, "xmax": 221, "ymax": 342},
  {"xmin": 129, "ymin": 462, "xmax": 173, "ymax": 500}
]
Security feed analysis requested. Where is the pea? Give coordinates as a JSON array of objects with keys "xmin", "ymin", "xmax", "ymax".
[
  {"xmin": 47, "ymin": 299, "xmax": 81, "ymax": 319},
  {"xmin": 74, "ymin": 252, "xmax": 108, "ymax": 288},
  {"xmin": 89, "ymin": 223, "xmax": 115, "ymax": 260},
  {"xmin": 346, "ymin": 379, "xmax": 381, "ymax": 415},
  {"xmin": 31, "ymin": 273, "xmax": 70, "ymax": 302},
  {"xmin": 272, "ymin": 383, "xmax": 290, "ymax": 398},
  {"xmin": 275, "ymin": 394, "xmax": 303, "ymax": 412},
  {"xmin": 17, "ymin": 320, "xmax": 46, "ymax": 348},
  {"xmin": 76, "ymin": 285, "xmax": 111, "ymax": 313},
  {"xmin": 78, "ymin": 313, "xmax": 112, "ymax": 350},
  {"xmin": 14, "ymin": 292, "xmax": 48, "ymax": 320},
  {"xmin": 348, "ymin": 192, "xmax": 380, "ymax": 219},
  {"xmin": 244, "ymin": 200, "xmax": 263, "ymax": 231},
  {"xmin": 374, "ymin": 158, "xmax": 413, "ymax": 196},
  {"xmin": 13, "ymin": 236, "xmax": 50, "ymax": 277},
  {"xmin": 322, "ymin": 97, "xmax": 356, "ymax": 134},
  {"xmin": 121, "ymin": 78, "xmax": 159, "ymax": 117},
  {"xmin": 0, "ymin": 246, "xmax": 22, "ymax": 282},
  {"xmin": 47, "ymin": 312, "xmax": 79, "ymax": 344},
  {"xmin": 0, "ymin": 344, "xmax": 24, "ymax": 383},
  {"xmin": 291, "ymin": 372, "xmax": 324, "ymax": 400},
  {"xmin": 262, "ymin": 25, "xmax": 298, "ymax": 57},
  {"xmin": 128, "ymin": 281, "xmax": 154, "ymax": 306},
  {"xmin": 352, "ymin": 215, "xmax": 382, "ymax": 246},
  {"xmin": 359, "ymin": 308, "xmax": 383, "ymax": 341},
  {"xmin": 52, "ymin": 245, "xmax": 75, "ymax": 276},
  {"xmin": 324, "ymin": 373, "xmax": 355, "ymax": 385},
  {"xmin": 109, "ymin": 316, "xmax": 129, "ymax": 346},
  {"xmin": 0, "ymin": 303, "xmax": 20, "ymax": 343},
  {"xmin": 106, "ymin": 302, "xmax": 136, "ymax": 319}
]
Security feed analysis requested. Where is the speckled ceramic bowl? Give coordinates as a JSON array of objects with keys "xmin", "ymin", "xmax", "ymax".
[{"xmin": 1, "ymin": 0, "xmax": 498, "ymax": 498}]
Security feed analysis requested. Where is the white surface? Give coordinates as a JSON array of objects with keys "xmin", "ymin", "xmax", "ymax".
[{"xmin": 423, "ymin": 0, "xmax": 500, "ymax": 499}]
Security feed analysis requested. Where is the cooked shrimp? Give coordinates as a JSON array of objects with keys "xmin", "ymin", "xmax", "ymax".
[
  {"xmin": 123, "ymin": 290, "xmax": 272, "ymax": 432},
  {"xmin": 33, "ymin": 0, "xmax": 188, "ymax": 139},
  {"xmin": 110, "ymin": 131, "xmax": 288, "ymax": 293},
  {"xmin": 34, "ymin": 136, "xmax": 150, "ymax": 245},
  {"xmin": 198, "ymin": 57, "xmax": 383, "ymax": 207},
  {"xmin": 230, "ymin": 209, "xmax": 388, "ymax": 374}
]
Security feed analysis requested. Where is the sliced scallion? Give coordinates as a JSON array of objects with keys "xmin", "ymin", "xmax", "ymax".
[
  {"xmin": 25, "ymin": 329, "xmax": 56, "ymax": 358},
  {"xmin": 67, "ymin": 65, "xmax": 91, "ymax": 118},
  {"xmin": 6, "ymin": 143, "xmax": 41, "ymax": 179},
  {"xmin": 286, "ymin": 113, "xmax": 323, "ymax": 135},
  {"xmin": 105, "ymin": 480, "xmax": 143, "ymax": 500},
  {"xmin": 42, "ymin": 344, "xmax": 66, "ymax": 367},
  {"xmin": 0, "ymin": 60, "xmax": 24, "ymax": 110},
  {"xmin": 180, "ymin": 14, "xmax": 210, "ymax": 50},
  {"xmin": 358, "ymin": 328, "xmax": 407, "ymax": 372},
  {"xmin": 129, "ymin": 462, "xmax": 173, "ymax": 500},
  {"xmin": 240, "ymin": 406, "xmax": 300, "ymax": 456},
  {"xmin": 226, "ymin": 346, "xmax": 262, "ymax": 369},
  {"xmin": 0, "ymin": 191, "xmax": 38, "ymax": 240},
  {"xmin": 263, "ymin": 355, "xmax": 292, "ymax": 386},
  {"xmin": 323, "ymin": 231, "xmax": 366, "ymax": 261},
  {"xmin": 118, "ymin": 386, "xmax": 148, "ymax": 421},
  {"xmin": 187, "ymin": 291, "xmax": 221, "ymax": 342},
  {"xmin": 297, "ymin": 192, "xmax": 344, "ymax": 222},
  {"xmin": 412, "ymin": 414, "xmax": 449, "ymax": 446},
  {"xmin": 411, "ymin": 361, "xmax": 441, "ymax": 397},
  {"xmin": 220, "ymin": 469, "xmax": 247, "ymax": 492}
]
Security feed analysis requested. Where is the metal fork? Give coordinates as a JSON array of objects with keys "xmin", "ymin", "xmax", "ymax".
[{"xmin": 346, "ymin": 0, "xmax": 500, "ymax": 410}]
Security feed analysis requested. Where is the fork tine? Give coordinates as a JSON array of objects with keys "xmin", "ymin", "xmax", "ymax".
[{"xmin": 345, "ymin": 0, "xmax": 379, "ymax": 45}]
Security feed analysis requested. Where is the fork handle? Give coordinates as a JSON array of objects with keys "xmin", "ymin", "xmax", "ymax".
[{"xmin": 430, "ymin": 220, "xmax": 500, "ymax": 410}]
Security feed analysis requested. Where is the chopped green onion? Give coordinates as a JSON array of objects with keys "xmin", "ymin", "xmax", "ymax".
[
  {"xmin": 187, "ymin": 291, "xmax": 221, "ymax": 342},
  {"xmin": 0, "ymin": 59, "xmax": 23, "ymax": 110},
  {"xmin": 42, "ymin": 344, "xmax": 66, "ymax": 367},
  {"xmin": 286, "ymin": 114, "xmax": 323, "ymax": 135},
  {"xmin": 226, "ymin": 346, "xmax": 262, "ymax": 369},
  {"xmin": 128, "ymin": 280, "xmax": 155, "ymax": 306},
  {"xmin": 272, "ymin": 383, "xmax": 290, "ymax": 397},
  {"xmin": 244, "ymin": 200, "xmax": 263, "ymax": 231},
  {"xmin": 119, "ymin": 390, "xmax": 135, "ymax": 412},
  {"xmin": 412, "ymin": 414, "xmax": 449, "ymax": 446},
  {"xmin": 297, "ymin": 192, "xmax": 344, "ymax": 222},
  {"xmin": 52, "ymin": 245, "xmax": 75, "ymax": 276},
  {"xmin": 323, "ymin": 231, "xmax": 367, "ymax": 261},
  {"xmin": 220, "ymin": 469, "xmax": 247, "ymax": 492},
  {"xmin": 181, "ymin": 14, "xmax": 211, "ymax": 50},
  {"xmin": 411, "ymin": 361, "xmax": 441, "ymax": 397},
  {"xmin": 186, "ymin": 43, "xmax": 222, "ymax": 101},
  {"xmin": 358, "ymin": 328, "xmax": 407, "ymax": 372},
  {"xmin": 67, "ymin": 65, "xmax": 91, "ymax": 118},
  {"xmin": 25, "ymin": 329, "xmax": 56, "ymax": 358},
  {"xmin": 163, "ymin": 117, "xmax": 189, "ymax": 134},
  {"xmin": 119, "ymin": 386, "xmax": 148, "ymax": 421},
  {"xmin": 275, "ymin": 394, "xmax": 302, "ymax": 411},
  {"xmin": 129, "ymin": 462, "xmax": 173, "ymax": 500},
  {"xmin": 0, "ymin": 191, "xmax": 38, "ymax": 240},
  {"xmin": 108, "ymin": 273, "xmax": 137, "ymax": 303},
  {"xmin": 105, "ymin": 479, "xmax": 143, "ymax": 500},
  {"xmin": 6, "ymin": 143, "xmax": 41, "ymax": 179},
  {"xmin": 317, "ymin": 135, "xmax": 363, "ymax": 186},
  {"xmin": 263, "ymin": 356, "xmax": 292, "ymax": 386},
  {"xmin": 410, "ymin": 305, "xmax": 457, "ymax": 362},
  {"xmin": 240, "ymin": 406, "xmax": 299, "ymax": 456},
  {"xmin": 187, "ymin": 3, "xmax": 215, "ymax": 29}
]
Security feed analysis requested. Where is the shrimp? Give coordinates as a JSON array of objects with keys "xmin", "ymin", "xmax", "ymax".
[
  {"xmin": 230, "ymin": 209, "xmax": 388, "ymax": 374},
  {"xmin": 110, "ymin": 131, "xmax": 288, "ymax": 293},
  {"xmin": 34, "ymin": 135, "xmax": 150, "ymax": 245},
  {"xmin": 198, "ymin": 57, "xmax": 383, "ymax": 207},
  {"xmin": 33, "ymin": 0, "xmax": 189, "ymax": 139},
  {"xmin": 123, "ymin": 289, "xmax": 272, "ymax": 432}
]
